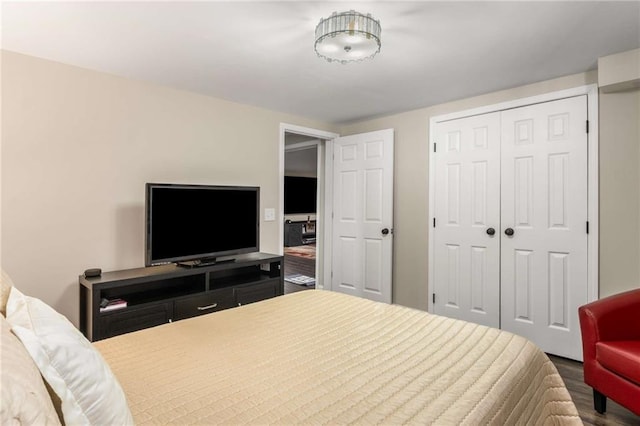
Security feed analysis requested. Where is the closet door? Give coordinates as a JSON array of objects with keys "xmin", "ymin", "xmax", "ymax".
[
  {"xmin": 500, "ymin": 96, "xmax": 588, "ymax": 361},
  {"xmin": 433, "ymin": 112, "xmax": 501, "ymax": 327}
]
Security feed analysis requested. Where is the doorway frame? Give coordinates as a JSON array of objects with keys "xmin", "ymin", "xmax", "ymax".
[
  {"xmin": 427, "ymin": 84, "xmax": 599, "ymax": 312},
  {"xmin": 279, "ymin": 123, "xmax": 339, "ymax": 290}
]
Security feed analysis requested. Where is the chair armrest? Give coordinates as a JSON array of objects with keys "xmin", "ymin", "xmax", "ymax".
[
  {"xmin": 579, "ymin": 289, "xmax": 640, "ymax": 382},
  {"xmin": 579, "ymin": 288, "xmax": 640, "ymax": 345}
]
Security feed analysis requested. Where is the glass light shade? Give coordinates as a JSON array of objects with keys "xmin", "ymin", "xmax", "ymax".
[{"xmin": 314, "ymin": 10, "xmax": 381, "ymax": 64}]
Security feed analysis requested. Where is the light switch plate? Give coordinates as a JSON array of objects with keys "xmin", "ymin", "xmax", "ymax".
[{"xmin": 264, "ymin": 208, "xmax": 276, "ymax": 221}]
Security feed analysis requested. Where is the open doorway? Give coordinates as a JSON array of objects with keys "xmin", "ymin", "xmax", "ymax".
[
  {"xmin": 283, "ymin": 133, "xmax": 320, "ymax": 294},
  {"xmin": 279, "ymin": 124, "xmax": 339, "ymax": 294}
]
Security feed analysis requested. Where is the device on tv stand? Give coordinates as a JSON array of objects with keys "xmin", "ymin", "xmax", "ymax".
[{"xmin": 177, "ymin": 257, "xmax": 236, "ymax": 268}]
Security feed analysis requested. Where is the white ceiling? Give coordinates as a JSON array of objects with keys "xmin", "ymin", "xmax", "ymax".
[{"xmin": 2, "ymin": 1, "xmax": 639, "ymax": 124}]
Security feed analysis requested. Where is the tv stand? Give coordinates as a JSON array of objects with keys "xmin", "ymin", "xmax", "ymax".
[
  {"xmin": 284, "ymin": 220, "xmax": 316, "ymax": 247},
  {"xmin": 79, "ymin": 252, "xmax": 283, "ymax": 341},
  {"xmin": 177, "ymin": 257, "xmax": 236, "ymax": 268}
]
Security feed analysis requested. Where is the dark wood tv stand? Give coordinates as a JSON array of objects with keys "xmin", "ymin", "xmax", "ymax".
[
  {"xmin": 79, "ymin": 252, "xmax": 283, "ymax": 341},
  {"xmin": 284, "ymin": 220, "xmax": 316, "ymax": 247}
]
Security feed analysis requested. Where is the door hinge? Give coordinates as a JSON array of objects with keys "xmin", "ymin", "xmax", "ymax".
[
  {"xmin": 586, "ymin": 120, "xmax": 589, "ymax": 134},
  {"xmin": 434, "ymin": 143, "xmax": 437, "ymax": 153},
  {"xmin": 432, "ymin": 293, "xmax": 436, "ymax": 304},
  {"xmin": 586, "ymin": 221, "xmax": 589, "ymax": 234},
  {"xmin": 433, "ymin": 218, "xmax": 436, "ymax": 228}
]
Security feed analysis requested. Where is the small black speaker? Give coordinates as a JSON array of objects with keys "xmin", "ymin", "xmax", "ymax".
[{"xmin": 84, "ymin": 268, "xmax": 102, "ymax": 278}]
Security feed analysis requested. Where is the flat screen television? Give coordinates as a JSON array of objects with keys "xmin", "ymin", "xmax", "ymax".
[
  {"xmin": 284, "ymin": 176, "xmax": 317, "ymax": 214},
  {"xmin": 145, "ymin": 183, "xmax": 259, "ymax": 266}
]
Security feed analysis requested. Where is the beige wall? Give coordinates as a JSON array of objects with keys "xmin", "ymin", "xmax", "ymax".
[
  {"xmin": 599, "ymin": 88, "xmax": 640, "ymax": 297},
  {"xmin": 1, "ymin": 51, "xmax": 335, "ymax": 325},
  {"xmin": 598, "ymin": 48, "xmax": 640, "ymax": 92},
  {"xmin": 285, "ymin": 147, "xmax": 318, "ymax": 178},
  {"xmin": 3, "ymin": 51, "xmax": 638, "ymax": 325},
  {"xmin": 0, "ymin": 51, "xmax": 3, "ymax": 271},
  {"xmin": 340, "ymin": 70, "xmax": 639, "ymax": 310}
]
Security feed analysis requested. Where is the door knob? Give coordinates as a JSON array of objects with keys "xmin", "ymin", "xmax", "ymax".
[
  {"xmin": 505, "ymin": 228, "xmax": 515, "ymax": 236},
  {"xmin": 381, "ymin": 228, "xmax": 390, "ymax": 235},
  {"xmin": 486, "ymin": 227, "xmax": 495, "ymax": 236}
]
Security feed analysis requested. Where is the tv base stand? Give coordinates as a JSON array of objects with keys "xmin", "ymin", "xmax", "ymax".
[
  {"xmin": 177, "ymin": 257, "xmax": 236, "ymax": 268},
  {"xmin": 79, "ymin": 252, "xmax": 283, "ymax": 341}
]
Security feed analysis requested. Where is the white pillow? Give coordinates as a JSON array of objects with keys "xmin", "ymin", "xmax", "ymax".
[{"xmin": 6, "ymin": 287, "xmax": 134, "ymax": 426}]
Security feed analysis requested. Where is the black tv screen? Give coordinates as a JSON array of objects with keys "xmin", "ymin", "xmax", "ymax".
[
  {"xmin": 284, "ymin": 176, "xmax": 317, "ymax": 214},
  {"xmin": 145, "ymin": 183, "xmax": 259, "ymax": 265}
]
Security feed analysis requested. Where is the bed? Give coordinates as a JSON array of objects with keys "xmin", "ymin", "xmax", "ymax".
[{"xmin": 91, "ymin": 290, "xmax": 581, "ymax": 425}]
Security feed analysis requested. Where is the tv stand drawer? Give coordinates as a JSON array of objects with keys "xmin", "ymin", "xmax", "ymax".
[
  {"xmin": 174, "ymin": 289, "xmax": 234, "ymax": 320},
  {"xmin": 234, "ymin": 279, "xmax": 280, "ymax": 306},
  {"xmin": 99, "ymin": 302, "xmax": 173, "ymax": 339}
]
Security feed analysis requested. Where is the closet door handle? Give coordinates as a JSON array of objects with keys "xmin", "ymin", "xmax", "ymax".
[
  {"xmin": 486, "ymin": 228, "xmax": 495, "ymax": 236},
  {"xmin": 504, "ymin": 228, "xmax": 515, "ymax": 236}
]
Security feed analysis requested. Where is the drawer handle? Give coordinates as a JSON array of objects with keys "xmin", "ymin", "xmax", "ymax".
[{"xmin": 197, "ymin": 303, "xmax": 218, "ymax": 311}]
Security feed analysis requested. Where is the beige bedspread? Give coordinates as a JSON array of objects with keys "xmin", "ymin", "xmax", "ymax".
[{"xmin": 95, "ymin": 290, "xmax": 581, "ymax": 425}]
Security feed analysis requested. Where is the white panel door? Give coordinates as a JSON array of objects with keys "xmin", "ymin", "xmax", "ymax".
[
  {"xmin": 500, "ymin": 96, "xmax": 588, "ymax": 360},
  {"xmin": 433, "ymin": 113, "xmax": 501, "ymax": 327},
  {"xmin": 331, "ymin": 129, "xmax": 394, "ymax": 303}
]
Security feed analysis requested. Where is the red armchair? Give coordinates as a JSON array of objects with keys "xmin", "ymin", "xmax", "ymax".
[{"xmin": 579, "ymin": 288, "xmax": 640, "ymax": 416}]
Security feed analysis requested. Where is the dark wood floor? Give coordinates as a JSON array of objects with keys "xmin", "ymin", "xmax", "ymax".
[
  {"xmin": 283, "ymin": 251, "xmax": 316, "ymax": 294},
  {"xmin": 284, "ymin": 253, "xmax": 315, "ymax": 278},
  {"xmin": 549, "ymin": 355, "xmax": 640, "ymax": 425}
]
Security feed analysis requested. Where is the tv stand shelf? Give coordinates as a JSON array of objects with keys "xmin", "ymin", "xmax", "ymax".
[{"xmin": 79, "ymin": 252, "xmax": 283, "ymax": 341}]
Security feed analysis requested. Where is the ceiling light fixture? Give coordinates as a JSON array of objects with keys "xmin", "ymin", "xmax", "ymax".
[{"xmin": 314, "ymin": 10, "xmax": 381, "ymax": 64}]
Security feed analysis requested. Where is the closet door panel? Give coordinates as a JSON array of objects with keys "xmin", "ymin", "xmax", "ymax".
[
  {"xmin": 433, "ymin": 112, "xmax": 501, "ymax": 327},
  {"xmin": 500, "ymin": 96, "xmax": 588, "ymax": 361}
]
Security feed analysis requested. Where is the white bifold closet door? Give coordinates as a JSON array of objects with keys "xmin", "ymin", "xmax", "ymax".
[
  {"xmin": 500, "ymin": 96, "xmax": 588, "ymax": 360},
  {"xmin": 433, "ymin": 96, "xmax": 588, "ymax": 361},
  {"xmin": 433, "ymin": 112, "xmax": 501, "ymax": 328}
]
